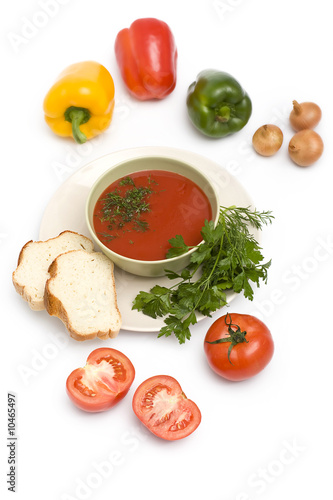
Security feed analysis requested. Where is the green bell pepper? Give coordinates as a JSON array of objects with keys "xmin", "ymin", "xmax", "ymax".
[{"xmin": 186, "ymin": 70, "xmax": 252, "ymax": 138}]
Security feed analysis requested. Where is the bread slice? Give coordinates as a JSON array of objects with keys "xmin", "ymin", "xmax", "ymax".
[
  {"xmin": 12, "ymin": 231, "xmax": 94, "ymax": 311},
  {"xmin": 44, "ymin": 250, "xmax": 122, "ymax": 341}
]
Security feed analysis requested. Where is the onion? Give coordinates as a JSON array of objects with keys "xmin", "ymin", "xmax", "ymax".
[
  {"xmin": 288, "ymin": 129, "xmax": 324, "ymax": 167},
  {"xmin": 289, "ymin": 100, "xmax": 322, "ymax": 131},
  {"xmin": 252, "ymin": 124, "xmax": 283, "ymax": 156}
]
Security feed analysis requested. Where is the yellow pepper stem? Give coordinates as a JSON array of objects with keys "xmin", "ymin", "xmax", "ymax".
[{"xmin": 64, "ymin": 106, "xmax": 91, "ymax": 144}]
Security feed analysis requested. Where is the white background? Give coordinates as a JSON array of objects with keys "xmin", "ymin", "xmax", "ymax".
[{"xmin": 1, "ymin": 0, "xmax": 333, "ymax": 499}]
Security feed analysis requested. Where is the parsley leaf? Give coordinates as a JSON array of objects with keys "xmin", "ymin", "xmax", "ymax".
[
  {"xmin": 132, "ymin": 205, "xmax": 273, "ymax": 344},
  {"xmin": 166, "ymin": 235, "xmax": 190, "ymax": 258}
]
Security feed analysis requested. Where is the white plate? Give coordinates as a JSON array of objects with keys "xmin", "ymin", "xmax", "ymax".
[{"xmin": 39, "ymin": 146, "xmax": 255, "ymax": 332}]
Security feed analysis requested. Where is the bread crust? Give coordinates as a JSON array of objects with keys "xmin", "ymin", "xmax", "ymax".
[
  {"xmin": 12, "ymin": 231, "xmax": 94, "ymax": 311},
  {"xmin": 44, "ymin": 250, "xmax": 121, "ymax": 341},
  {"xmin": 12, "ymin": 240, "xmax": 42, "ymax": 309}
]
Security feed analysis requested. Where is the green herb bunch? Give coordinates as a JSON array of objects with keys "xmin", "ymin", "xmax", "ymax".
[{"xmin": 132, "ymin": 206, "xmax": 273, "ymax": 344}]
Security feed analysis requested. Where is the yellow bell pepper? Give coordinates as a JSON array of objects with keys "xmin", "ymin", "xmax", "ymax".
[{"xmin": 43, "ymin": 61, "xmax": 115, "ymax": 144}]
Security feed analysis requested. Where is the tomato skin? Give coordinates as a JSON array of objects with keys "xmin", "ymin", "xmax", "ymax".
[
  {"xmin": 66, "ymin": 348, "xmax": 135, "ymax": 412},
  {"xmin": 132, "ymin": 375, "xmax": 201, "ymax": 441},
  {"xmin": 204, "ymin": 314, "xmax": 274, "ymax": 381}
]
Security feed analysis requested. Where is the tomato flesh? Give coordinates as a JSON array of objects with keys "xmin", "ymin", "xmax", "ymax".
[
  {"xmin": 204, "ymin": 313, "xmax": 274, "ymax": 381},
  {"xmin": 132, "ymin": 375, "xmax": 201, "ymax": 440},
  {"xmin": 66, "ymin": 348, "xmax": 135, "ymax": 412}
]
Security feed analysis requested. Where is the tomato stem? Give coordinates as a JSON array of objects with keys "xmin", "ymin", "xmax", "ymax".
[{"xmin": 205, "ymin": 313, "xmax": 248, "ymax": 364}]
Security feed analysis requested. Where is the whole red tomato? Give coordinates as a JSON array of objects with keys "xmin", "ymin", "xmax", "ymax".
[{"xmin": 204, "ymin": 313, "xmax": 274, "ymax": 381}]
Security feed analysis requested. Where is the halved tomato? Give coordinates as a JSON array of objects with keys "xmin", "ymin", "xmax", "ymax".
[
  {"xmin": 132, "ymin": 375, "xmax": 201, "ymax": 440},
  {"xmin": 66, "ymin": 348, "xmax": 135, "ymax": 412}
]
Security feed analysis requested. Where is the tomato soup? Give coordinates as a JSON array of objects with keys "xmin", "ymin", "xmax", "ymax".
[{"xmin": 93, "ymin": 170, "xmax": 212, "ymax": 261}]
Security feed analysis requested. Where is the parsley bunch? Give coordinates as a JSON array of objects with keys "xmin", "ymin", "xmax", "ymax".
[{"xmin": 132, "ymin": 206, "xmax": 273, "ymax": 344}]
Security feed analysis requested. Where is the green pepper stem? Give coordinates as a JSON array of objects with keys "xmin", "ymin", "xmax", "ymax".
[
  {"xmin": 64, "ymin": 106, "xmax": 91, "ymax": 144},
  {"xmin": 215, "ymin": 105, "xmax": 231, "ymax": 123}
]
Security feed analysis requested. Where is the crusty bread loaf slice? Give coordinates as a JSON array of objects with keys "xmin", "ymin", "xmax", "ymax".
[
  {"xmin": 44, "ymin": 250, "xmax": 122, "ymax": 341},
  {"xmin": 12, "ymin": 231, "xmax": 94, "ymax": 311}
]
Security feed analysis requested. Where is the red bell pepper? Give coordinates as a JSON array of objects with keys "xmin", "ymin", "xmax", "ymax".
[{"xmin": 114, "ymin": 18, "xmax": 178, "ymax": 100}]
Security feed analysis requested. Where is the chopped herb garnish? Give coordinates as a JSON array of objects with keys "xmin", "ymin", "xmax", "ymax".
[
  {"xmin": 119, "ymin": 176, "xmax": 135, "ymax": 186},
  {"xmin": 133, "ymin": 219, "xmax": 149, "ymax": 232},
  {"xmin": 99, "ymin": 176, "xmax": 154, "ymax": 240},
  {"xmin": 98, "ymin": 232, "xmax": 119, "ymax": 242},
  {"xmin": 148, "ymin": 174, "xmax": 159, "ymax": 185}
]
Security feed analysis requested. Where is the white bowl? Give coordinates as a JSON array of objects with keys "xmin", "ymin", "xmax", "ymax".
[{"xmin": 85, "ymin": 155, "xmax": 220, "ymax": 277}]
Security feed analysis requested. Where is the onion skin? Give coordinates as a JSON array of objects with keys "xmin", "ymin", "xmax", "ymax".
[
  {"xmin": 289, "ymin": 100, "xmax": 322, "ymax": 131},
  {"xmin": 252, "ymin": 124, "xmax": 283, "ymax": 156},
  {"xmin": 288, "ymin": 129, "xmax": 324, "ymax": 167}
]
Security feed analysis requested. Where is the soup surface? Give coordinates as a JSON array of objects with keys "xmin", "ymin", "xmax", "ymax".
[{"xmin": 93, "ymin": 170, "xmax": 212, "ymax": 261}]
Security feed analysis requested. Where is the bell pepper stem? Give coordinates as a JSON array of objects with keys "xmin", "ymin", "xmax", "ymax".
[
  {"xmin": 64, "ymin": 106, "xmax": 91, "ymax": 144},
  {"xmin": 215, "ymin": 105, "xmax": 231, "ymax": 123}
]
